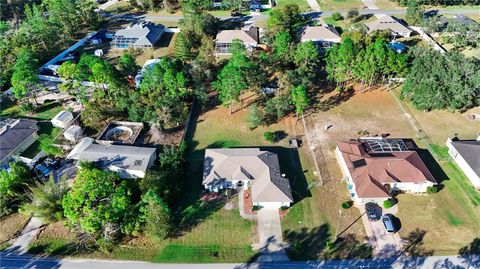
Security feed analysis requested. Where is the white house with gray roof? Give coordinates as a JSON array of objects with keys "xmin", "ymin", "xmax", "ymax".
[
  {"xmin": 111, "ymin": 21, "xmax": 165, "ymax": 49},
  {"xmin": 203, "ymin": 148, "xmax": 293, "ymax": 208},
  {"xmin": 67, "ymin": 137, "xmax": 156, "ymax": 178},
  {"xmin": 446, "ymin": 135, "xmax": 480, "ymax": 190}
]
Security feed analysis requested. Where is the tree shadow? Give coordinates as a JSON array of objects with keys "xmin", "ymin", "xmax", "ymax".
[
  {"xmin": 284, "ymin": 224, "xmax": 330, "ymax": 260},
  {"xmin": 416, "ymin": 148, "xmax": 448, "ymax": 184},
  {"xmin": 0, "ymin": 248, "xmax": 62, "ymax": 268},
  {"xmin": 458, "ymin": 237, "xmax": 480, "ymax": 267},
  {"xmin": 313, "ymin": 88, "xmax": 355, "ymax": 112},
  {"xmin": 327, "ymin": 233, "xmax": 373, "ymax": 260}
]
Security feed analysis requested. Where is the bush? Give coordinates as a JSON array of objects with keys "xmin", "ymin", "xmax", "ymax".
[
  {"xmin": 280, "ymin": 206, "xmax": 289, "ymax": 211},
  {"xmin": 347, "ymin": 8, "xmax": 359, "ymax": 19},
  {"xmin": 426, "ymin": 185, "xmax": 439, "ymax": 194},
  {"xmin": 252, "ymin": 205, "xmax": 262, "ymax": 211},
  {"xmin": 332, "ymin": 12, "xmax": 343, "ymax": 21},
  {"xmin": 341, "ymin": 201, "xmax": 352, "ymax": 209},
  {"xmin": 263, "ymin": 131, "xmax": 277, "ymax": 143},
  {"xmin": 247, "ymin": 104, "xmax": 264, "ymax": 129},
  {"xmin": 383, "ymin": 199, "xmax": 394, "ymax": 208}
]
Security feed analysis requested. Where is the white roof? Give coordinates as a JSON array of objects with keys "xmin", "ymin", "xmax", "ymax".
[
  {"xmin": 215, "ymin": 30, "xmax": 257, "ymax": 45},
  {"xmin": 300, "ymin": 25, "xmax": 341, "ymax": 43},
  {"xmin": 52, "ymin": 110, "xmax": 73, "ymax": 123}
]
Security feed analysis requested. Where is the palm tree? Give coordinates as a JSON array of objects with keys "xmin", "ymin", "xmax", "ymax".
[{"xmin": 20, "ymin": 175, "xmax": 69, "ymax": 223}]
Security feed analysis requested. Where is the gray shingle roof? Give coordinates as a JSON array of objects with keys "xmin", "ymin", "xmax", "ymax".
[
  {"xmin": 450, "ymin": 140, "xmax": 480, "ymax": 176},
  {"xmin": 113, "ymin": 22, "xmax": 165, "ymax": 47},
  {"xmin": 203, "ymin": 148, "xmax": 293, "ymax": 204},
  {"xmin": 300, "ymin": 25, "xmax": 341, "ymax": 43},
  {"xmin": 366, "ymin": 15, "xmax": 412, "ymax": 34},
  {"xmin": 0, "ymin": 118, "xmax": 38, "ymax": 163}
]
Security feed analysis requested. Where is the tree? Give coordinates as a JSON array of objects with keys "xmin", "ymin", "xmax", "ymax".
[
  {"xmin": 11, "ymin": 48, "xmax": 39, "ymax": 102},
  {"xmin": 20, "ymin": 176, "xmax": 69, "ymax": 223},
  {"xmin": 247, "ymin": 104, "xmax": 264, "ymax": 129},
  {"xmin": 406, "ymin": 0, "xmax": 423, "ymax": 25},
  {"xmin": 401, "ymin": 48, "xmax": 480, "ymax": 111},
  {"xmin": 264, "ymin": 94, "xmax": 291, "ymax": 122},
  {"xmin": 142, "ymin": 191, "xmax": 172, "ymax": 241},
  {"xmin": 332, "ymin": 12, "xmax": 343, "ymax": 21},
  {"xmin": 39, "ymin": 135, "xmax": 63, "ymax": 156},
  {"xmin": 174, "ymin": 32, "xmax": 194, "ymax": 61},
  {"xmin": 118, "ymin": 53, "xmax": 139, "ymax": 77},
  {"xmin": 273, "ymin": 31, "xmax": 293, "ymax": 63},
  {"xmin": 347, "ymin": 8, "xmax": 359, "ymax": 19},
  {"xmin": 267, "ymin": 4, "xmax": 304, "ymax": 41},
  {"xmin": 294, "ymin": 41, "xmax": 320, "ymax": 86},
  {"xmin": 0, "ymin": 161, "xmax": 34, "ymax": 217},
  {"xmin": 62, "ymin": 166, "xmax": 142, "ymax": 239},
  {"xmin": 443, "ymin": 19, "xmax": 480, "ymax": 50},
  {"xmin": 291, "ymin": 85, "xmax": 308, "ymax": 117},
  {"xmin": 213, "ymin": 40, "xmax": 253, "ymax": 113}
]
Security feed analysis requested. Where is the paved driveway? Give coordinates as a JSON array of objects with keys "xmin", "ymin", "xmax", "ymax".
[
  {"xmin": 358, "ymin": 205, "xmax": 403, "ymax": 257},
  {"xmin": 255, "ymin": 208, "xmax": 289, "ymax": 262}
]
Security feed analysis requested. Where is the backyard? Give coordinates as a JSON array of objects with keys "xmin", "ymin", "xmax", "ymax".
[{"xmin": 305, "ymin": 84, "xmax": 480, "ymax": 255}]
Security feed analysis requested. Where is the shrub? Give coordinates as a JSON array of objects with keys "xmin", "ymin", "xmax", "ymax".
[
  {"xmin": 263, "ymin": 131, "xmax": 277, "ymax": 143},
  {"xmin": 280, "ymin": 206, "xmax": 289, "ymax": 211},
  {"xmin": 247, "ymin": 104, "xmax": 264, "ymax": 129},
  {"xmin": 347, "ymin": 8, "xmax": 359, "ymax": 19},
  {"xmin": 341, "ymin": 201, "xmax": 352, "ymax": 209},
  {"xmin": 426, "ymin": 185, "xmax": 439, "ymax": 194},
  {"xmin": 252, "ymin": 205, "xmax": 262, "ymax": 211},
  {"xmin": 332, "ymin": 12, "xmax": 343, "ymax": 21},
  {"xmin": 383, "ymin": 199, "xmax": 394, "ymax": 208}
]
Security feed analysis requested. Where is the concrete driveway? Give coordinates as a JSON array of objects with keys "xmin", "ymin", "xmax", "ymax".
[
  {"xmin": 358, "ymin": 205, "xmax": 403, "ymax": 258},
  {"xmin": 254, "ymin": 208, "xmax": 289, "ymax": 262}
]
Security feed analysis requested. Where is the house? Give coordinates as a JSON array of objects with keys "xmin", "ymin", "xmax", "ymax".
[
  {"xmin": 111, "ymin": 21, "xmax": 165, "ymax": 49},
  {"xmin": 51, "ymin": 110, "xmax": 74, "ymax": 129},
  {"xmin": 66, "ymin": 137, "xmax": 156, "ymax": 178},
  {"xmin": 0, "ymin": 118, "xmax": 39, "ymax": 167},
  {"xmin": 300, "ymin": 25, "xmax": 341, "ymax": 49},
  {"xmin": 446, "ymin": 135, "xmax": 480, "ymax": 190},
  {"xmin": 366, "ymin": 15, "xmax": 413, "ymax": 37},
  {"xmin": 215, "ymin": 27, "xmax": 259, "ymax": 54},
  {"xmin": 63, "ymin": 125, "xmax": 83, "ymax": 142},
  {"xmin": 335, "ymin": 138, "xmax": 436, "ymax": 204},
  {"xmin": 203, "ymin": 148, "xmax": 293, "ymax": 208}
]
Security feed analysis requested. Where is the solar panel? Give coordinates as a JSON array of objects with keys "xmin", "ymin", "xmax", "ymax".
[{"xmin": 365, "ymin": 139, "xmax": 408, "ymax": 152}]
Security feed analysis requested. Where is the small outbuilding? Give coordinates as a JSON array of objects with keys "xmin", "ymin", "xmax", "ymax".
[
  {"xmin": 51, "ymin": 111, "xmax": 74, "ymax": 129},
  {"xmin": 64, "ymin": 125, "xmax": 83, "ymax": 142}
]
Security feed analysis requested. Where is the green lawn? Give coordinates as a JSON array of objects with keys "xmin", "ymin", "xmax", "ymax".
[
  {"xmin": 0, "ymin": 99, "xmax": 63, "ymax": 121},
  {"xmin": 276, "ymin": 0, "xmax": 311, "ymax": 11},
  {"xmin": 318, "ymin": 0, "xmax": 364, "ymax": 11}
]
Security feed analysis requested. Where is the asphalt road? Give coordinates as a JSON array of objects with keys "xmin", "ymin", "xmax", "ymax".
[
  {"xmin": 107, "ymin": 8, "xmax": 480, "ymax": 23},
  {"xmin": 1, "ymin": 252, "xmax": 479, "ymax": 269}
]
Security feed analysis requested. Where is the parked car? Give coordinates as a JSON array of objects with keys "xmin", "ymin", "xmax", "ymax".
[
  {"xmin": 381, "ymin": 214, "xmax": 396, "ymax": 234},
  {"xmin": 365, "ymin": 202, "xmax": 381, "ymax": 221},
  {"xmin": 34, "ymin": 164, "xmax": 52, "ymax": 178}
]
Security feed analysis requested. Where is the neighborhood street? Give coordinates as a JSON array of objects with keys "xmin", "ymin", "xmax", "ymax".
[{"xmin": 1, "ymin": 252, "xmax": 479, "ymax": 269}]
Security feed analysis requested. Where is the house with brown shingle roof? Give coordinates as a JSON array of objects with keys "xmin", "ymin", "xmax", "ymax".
[
  {"xmin": 215, "ymin": 27, "xmax": 259, "ymax": 54},
  {"xmin": 335, "ymin": 138, "xmax": 436, "ymax": 204},
  {"xmin": 203, "ymin": 148, "xmax": 293, "ymax": 208}
]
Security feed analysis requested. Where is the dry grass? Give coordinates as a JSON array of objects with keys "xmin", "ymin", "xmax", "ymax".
[
  {"xmin": 0, "ymin": 213, "xmax": 29, "ymax": 243},
  {"xmin": 318, "ymin": 0, "xmax": 364, "ymax": 11}
]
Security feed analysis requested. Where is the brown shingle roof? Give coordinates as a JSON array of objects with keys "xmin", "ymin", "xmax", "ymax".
[{"xmin": 338, "ymin": 139, "xmax": 436, "ymax": 198}]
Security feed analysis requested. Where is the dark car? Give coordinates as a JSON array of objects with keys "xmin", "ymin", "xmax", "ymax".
[
  {"xmin": 365, "ymin": 202, "xmax": 381, "ymax": 221},
  {"xmin": 381, "ymin": 214, "xmax": 396, "ymax": 234},
  {"xmin": 231, "ymin": 11, "xmax": 243, "ymax": 17}
]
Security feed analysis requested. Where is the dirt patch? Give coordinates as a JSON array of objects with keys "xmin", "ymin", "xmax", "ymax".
[
  {"xmin": 0, "ymin": 213, "xmax": 29, "ymax": 243},
  {"xmin": 37, "ymin": 221, "xmax": 76, "ymax": 241}
]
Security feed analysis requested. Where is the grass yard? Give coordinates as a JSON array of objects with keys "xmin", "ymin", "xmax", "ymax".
[
  {"xmin": 318, "ymin": 0, "xmax": 364, "ymax": 11},
  {"xmin": 0, "ymin": 99, "xmax": 63, "ymax": 121},
  {"xmin": 0, "ymin": 213, "xmax": 29, "ymax": 249},
  {"xmin": 307, "ymin": 85, "xmax": 480, "ymax": 255},
  {"xmin": 373, "ymin": 0, "xmax": 403, "ymax": 10},
  {"xmin": 276, "ymin": 0, "xmax": 311, "ymax": 11}
]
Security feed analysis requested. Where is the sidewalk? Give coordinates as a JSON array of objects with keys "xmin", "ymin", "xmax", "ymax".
[
  {"xmin": 306, "ymin": 0, "xmax": 321, "ymax": 12},
  {"xmin": 7, "ymin": 217, "xmax": 43, "ymax": 254}
]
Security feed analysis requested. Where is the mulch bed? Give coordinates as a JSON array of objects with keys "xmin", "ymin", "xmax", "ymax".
[{"xmin": 243, "ymin": 189, "xmax": 256, "ymax": 215}]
